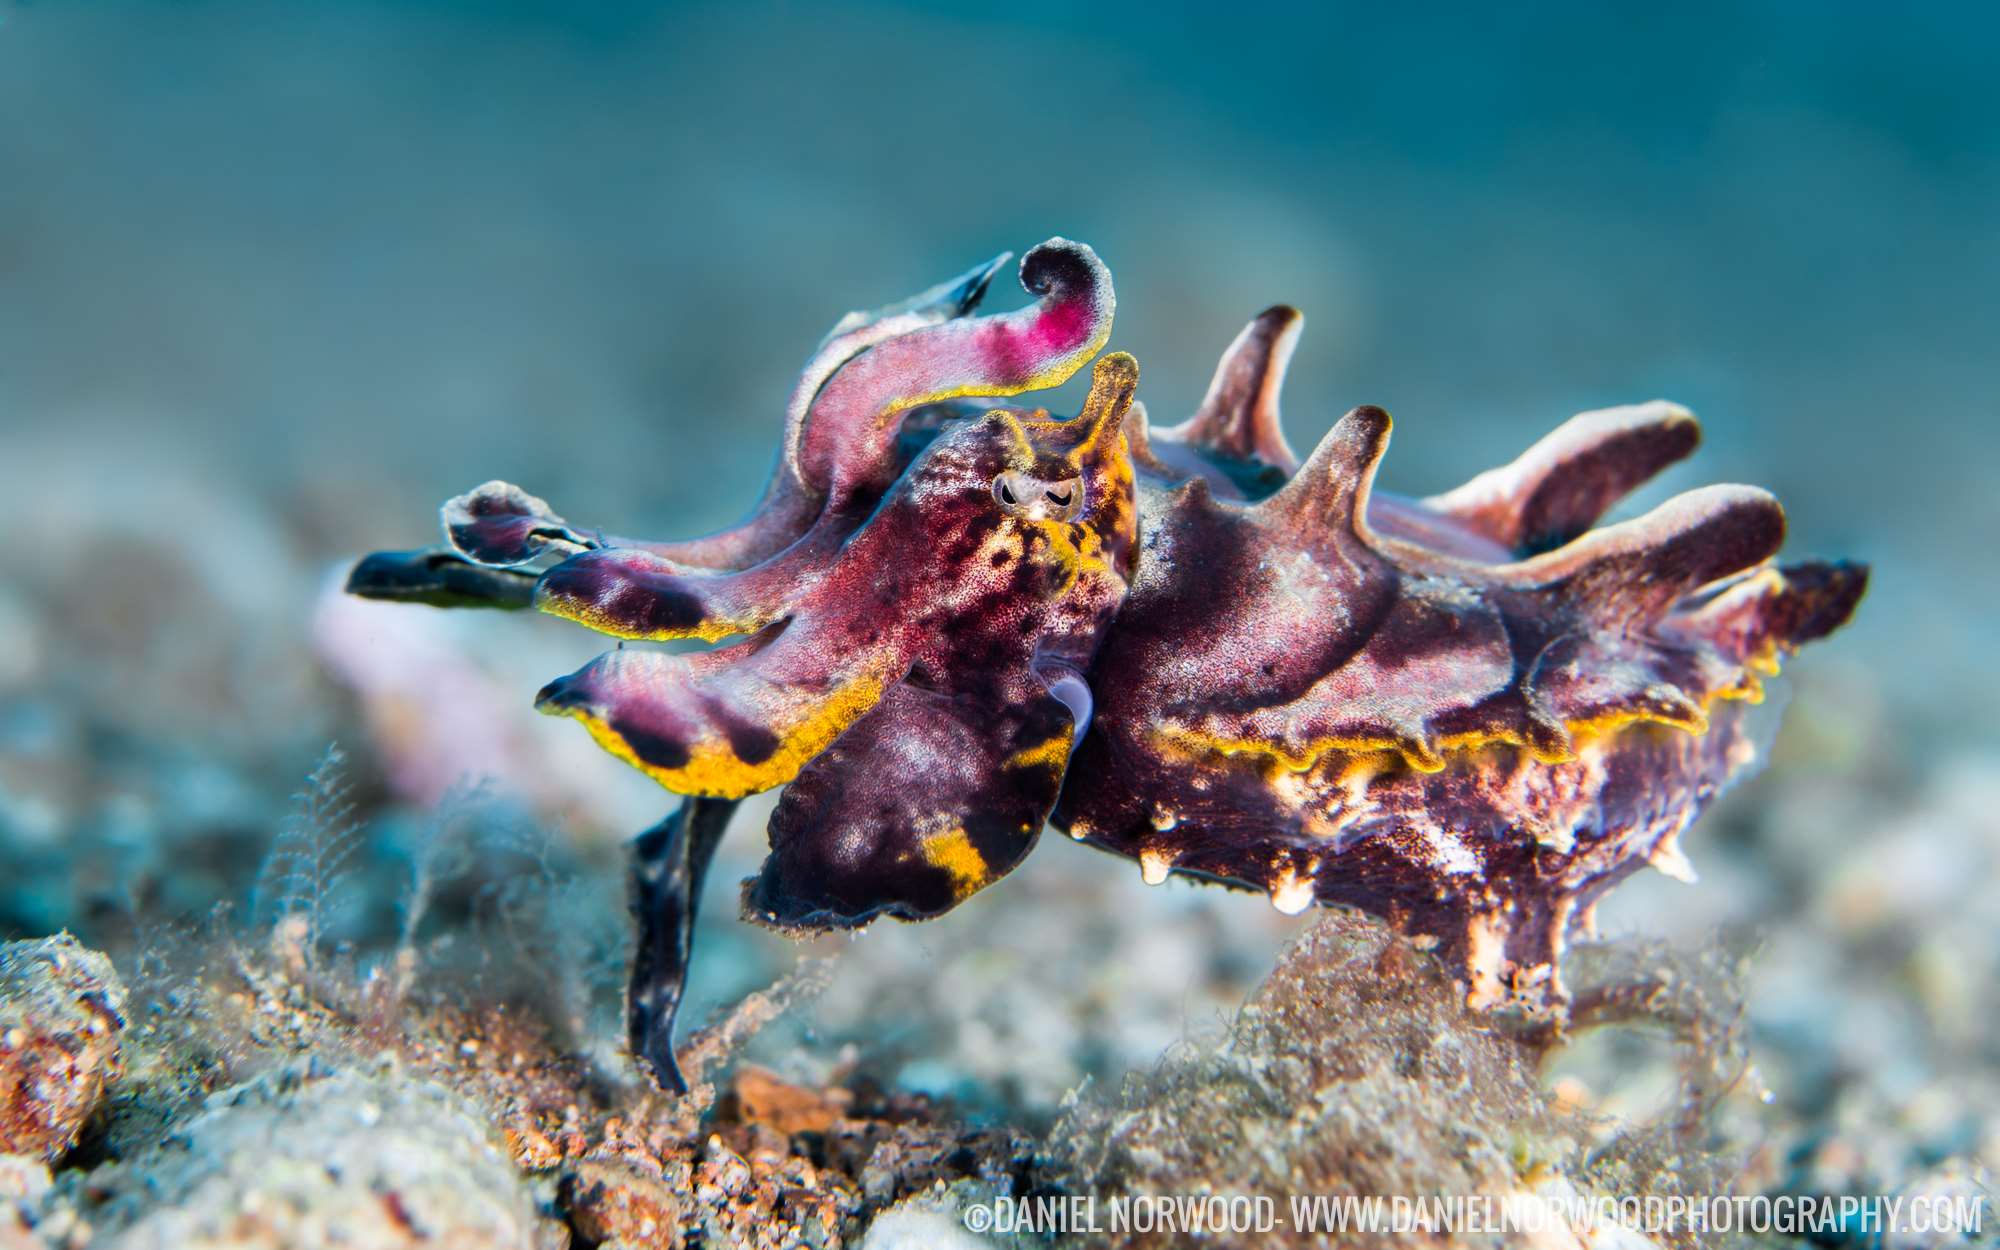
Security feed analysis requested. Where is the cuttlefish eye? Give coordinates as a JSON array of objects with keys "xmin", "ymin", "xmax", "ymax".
[{"xmin": 993, "ymin": 470, "xmax": 1084, "ymax": 522}]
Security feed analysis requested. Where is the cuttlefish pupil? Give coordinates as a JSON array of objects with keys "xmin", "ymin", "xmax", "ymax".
[{"xmin": 994, "ymin": 470, "xmax": 1084, "ymax": 522}]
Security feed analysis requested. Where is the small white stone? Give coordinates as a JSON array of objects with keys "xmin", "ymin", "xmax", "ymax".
[
  {"xmin": 1647, "ymin": 837, "xmax": 1698, "ymax": 883},
  {"xmin": 1268, "ymin": 870, "xmax": 1315, "ymax": 916}
]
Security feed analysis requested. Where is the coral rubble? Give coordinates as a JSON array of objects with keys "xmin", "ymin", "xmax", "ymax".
[{"xmin": 0, "ymin": 937, "xmax": 126, "ymax": 1165}]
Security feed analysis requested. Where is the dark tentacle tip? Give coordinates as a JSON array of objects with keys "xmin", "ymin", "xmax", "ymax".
[
  {"xmin": 1343, "ymin": 404, "xmax": 1394, "ymax": 444},
  {"xmin": 344, "ymin": 547, "xmax": 537, "ymax": 610},
  {"xmin": 1020, "ymin": 238, "xmax": 1101, "ymax": 299},
  {"xmin": 1783, "ymin": 558, "xmax": 1871, "ymax": 643},
  {"xmin": 634, "ymin": 1030, "xmax": 691, "ymax": 1096},
  {"xmin": 533, "ymin": 674, "xmax": 581, "ymax": 712},
  {"xmin": 627, "ymin": 810, "xmax": 694, "ymax": 1096},
  {"xmin": 345, "ymin": 549, "xmax": 433, "ymax": 599}
]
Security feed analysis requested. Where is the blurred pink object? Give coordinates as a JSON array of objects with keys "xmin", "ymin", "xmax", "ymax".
[{"xmin": 311, "ymin": 571, "xmax": 657, "ymax": 832}]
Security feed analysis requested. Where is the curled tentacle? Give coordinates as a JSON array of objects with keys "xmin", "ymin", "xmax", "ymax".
[
  {"xmin": 402, "ymin": 249, "xmax": 1026, "ymax": 578},
  {"xmin": 443, "ymin": 481, "xmax": 601, "ymax": 567},
  {"xmin": 669, "ymin": 249, "xmax": 1016, "ymax": 571},
  {"xmin": 798, "ymin": 238, "xmax": 1115, "ymax": 499},
  {"xmin": 778, "ymin": 251, "xmax": 1013, "ymax": 492}
]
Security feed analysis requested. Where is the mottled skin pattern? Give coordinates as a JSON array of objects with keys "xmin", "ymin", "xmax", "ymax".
[
  {"xmin": 1069, "ymin": 340, "xmax": 1862, "ymax": 1013},
  {"xmin": 348, "ymin": 239, "xmax": 1865, "ymax": 1090}
]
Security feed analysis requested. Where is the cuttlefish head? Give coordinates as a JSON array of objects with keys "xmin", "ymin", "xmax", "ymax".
[
  {"xmin": 526, "ymin": 352, "xmax": 1143, "ymax": 817},
  {"xmin": 722, "ymin": 352, "xmax": 1144, "ymax": 932},
  {"xmin": 885, "ymin": 350, "xmax": 1142, "ymax": 634}
]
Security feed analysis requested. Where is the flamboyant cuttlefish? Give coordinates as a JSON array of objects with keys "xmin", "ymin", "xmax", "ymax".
[{"xmin": 349, "ymin": 239, "xmax": 1865, "ymax": 1091}]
